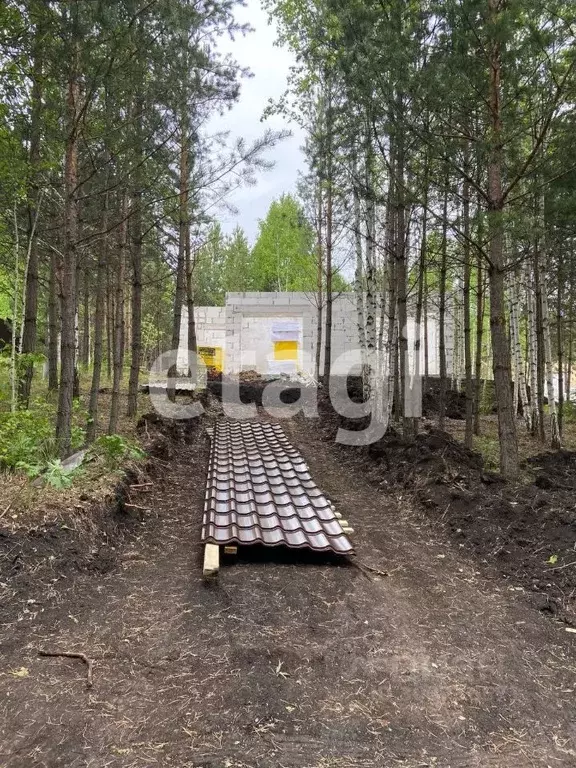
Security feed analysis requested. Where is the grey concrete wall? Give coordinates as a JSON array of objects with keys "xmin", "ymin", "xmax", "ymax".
[{"xmin": 178, "ymin": 292, "xmax": 448, "ymax": 377}]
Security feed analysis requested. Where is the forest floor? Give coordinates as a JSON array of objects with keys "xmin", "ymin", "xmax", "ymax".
[{"xmin": 1, "ymin": 397, "xmax": 576, "ymax": 767}]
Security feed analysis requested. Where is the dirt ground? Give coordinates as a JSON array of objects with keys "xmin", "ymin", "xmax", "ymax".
[{"xmin": 1, "ymin": 410, "xmax": 576, "ymax": 767}]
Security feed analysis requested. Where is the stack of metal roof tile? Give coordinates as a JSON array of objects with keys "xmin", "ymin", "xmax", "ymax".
[{"xmin": 202, "ymin": 421, "xmax": 354, "ymax": 555}]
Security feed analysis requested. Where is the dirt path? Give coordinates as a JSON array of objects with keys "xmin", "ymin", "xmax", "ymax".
[{"xmin": 1, "ymin": 417, "xmax": 576, "ymax": 768}]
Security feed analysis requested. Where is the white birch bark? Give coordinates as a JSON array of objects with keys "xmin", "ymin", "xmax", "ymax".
[
  {"xmin": 539, "ymin": 244, "xmax": 561, "ymax": 447},
  {"xmin": 353, "ymin": 159, "xmax": 367, "ymax": 382},
  {"xmin": 509, "ymin": 270, "xmax": 530, "ymax": 427},
  {"xmin": 525, "ymin": 260, "xmax": 539, "ymax": 433}
]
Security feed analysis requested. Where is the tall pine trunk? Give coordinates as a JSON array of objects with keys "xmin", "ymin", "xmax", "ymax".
[
  {"xmin": 87, "ymin": 188, "xmax": 109, "ymax": 443},
  {"xmin": 393, "ymin": 97, "xmax": 410, "ymax": 437},
  {"xmin": 108, "ymin": 197, "xmax": 127, "ymax": 434},
  {"xmin": 19, "ymin": 0, "xmax": 45, "ymax": 406},
  {"xmin": 567, "ymin": 252, "xmax": 574, "ymax": 404},
  {"xmin": 463, "ymin": 175, "xmax": 474, "ymax": 449},
  {"xmin": 486, "ymin": 0, "xmax": 518, "ymax": 477},
  {"xmin": 438, "ymin": 171, "xmax": 448, "ymax": 431},
  {"xmin": 48, "ymin": 248, "xmax": 59, "ymax": 390},
  {"xmin": 55, "ymin": 17, "xmax": 80, "ymax": 457},
  {"xmin": 473, "ymin": 191, "xmax": 484, "ymax": 435},
  {"xmin": 128, "ymin": 92, "xmax": 144, "ymax": 417}
]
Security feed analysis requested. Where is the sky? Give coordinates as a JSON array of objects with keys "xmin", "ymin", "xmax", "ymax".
[{"xmin": 207, "ymin": 0, "xmax": 306, "ymax": 243}]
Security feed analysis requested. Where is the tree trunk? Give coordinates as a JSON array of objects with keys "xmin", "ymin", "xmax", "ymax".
[
  {"xmin": 413, "ymin": 184, "xmax": 427, "ymax": 437},
  {"xmin": 557, "ymin": 248, "xmax": 564, "ymax": 436},
  {"xmin": 80, "ymin": 265, "xmax": 90, "ymax": 366},
  {"xmin": 55, "ymin": 17, "xmax": 80, "ymax": 458},
  {"xmin": 106, "ymin": 263, "xmax": 113, "ymax": 381},
  {"xmin": 533, "ymin": 237, "xmax": 546, "ymax": 441},
  {"xmin": 353, "ymin": 154, "xmax": 366, "ymax": 385},
  {"xmin": 486, "ymin": 0, "xmax": 518, "ymax": 478},
  {"xmin": 19, "ymin": 0, "xmax": 45, "ymax": 407},
  {"xmin": 128, "ymin": 89, "xmax": 144, "ymax": 417},
  {"xmin": 322, "ymin": 171, "xmax": 333, "ymax": 382},
  {"xmin": 365, "ymin": 142, "xmax": 377, "ymax": 398},
  {"xmin": 87, "ymin": 189, "xmax": 109, "ymax": 443},
  {"xmin": 185, "ymin": 212, "xmax": 197, "ymax": 380},
  {"xmin": 108, "ymin": 197, "xmax": 127, "ymax": 434},
  {"xmin": 314, "ymin": 185, "xmax": 323, "ymax": 382},
  {"xmin": 526, "ymin": 259, "xmax": 539, "ymax": 435},
  {"xmin": 473, "ymin": 191, "xmax": 484, "ymax": 435},
  {"xmin": 567, "ymin": 251, "xmax": 574, "ymax": 404},
  {"xmin": 384, "ymin": 188, "xmax": 398, "ymax": 426},
  {"xmin": 168, "ymin": 112, "xmax": 189, "ymax": 400},
  {"xmin": 322, "ymin": 88, "xmax": 333, "ymax": 384},
  {"xmin": 539, "ymin": 225, "xmax": 561, "ymax": 448},
  {"xmin": 510, "ymin": 268, "xmax": 530, "ymax": 428},
  {"xmin": 48, "ymin": 248, "xmax": 59, "ymax": 390},
  {"xmin": 393, "ymin": 99, "xmax": 410, "ymax": 437},
  {"xmin": 438, "ymin": 171, "xmax": 448, "ymax": 431},
  {"xmin": 463, "ymin": 175, "xmax": 474, "ymax": 449}
]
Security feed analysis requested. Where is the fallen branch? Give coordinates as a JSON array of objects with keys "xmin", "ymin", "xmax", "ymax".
[
  {"xmin": 550, "ymin": 560, "xmax": 576, "ymax": 572},
  {"xmin": 351, "ymin": 560, "xmax": 389, "ymax": 580},
  {"xmin": 38, "ymin": 650, "xmax": 94, "ymax": 687}
]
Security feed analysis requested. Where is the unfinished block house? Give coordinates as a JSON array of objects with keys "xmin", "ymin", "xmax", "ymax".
[{"xmin": 178, "ymin": 292, "xmax": 451, "ymax": 379}]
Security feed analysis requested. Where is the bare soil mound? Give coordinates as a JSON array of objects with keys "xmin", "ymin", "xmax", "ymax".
[{"xmin": 316, "ymin": 392, "xmax": 576, "ymax": 625}]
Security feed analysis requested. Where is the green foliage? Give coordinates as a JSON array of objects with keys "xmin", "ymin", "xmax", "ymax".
[
  {"xmin": 223, "ymin": 226, "xmax": 254, "ymax": 293},
  {"xmin": 41, "ymin": 459, "xmax": 79, "ymax": 489},
  {"xmin": 0, "ymin": 408, "xmax": 54, "ymax": 469},
  {"xmin": 0, "ymin": 267, "xmax": 13, "ymax": 319},
  {"xmin": 195, "ymin": 223, "xmax": 227, "ymax": 305},
  {"xmin": 251, "ymin": 194, "xmax": 317, "ymax": 291},
  {"xmin": 473, "ymin": 435, "xmax": 500, "ymax": 472},
  {"xmin": 194, "ymin": 223, "xmax": 260, "ymax": 305},
  {"xmin": 0, "ymin": 398, "xmax": 85, "ymax": 475},
  {"xmin": 560, "ymin": 401, "xmax": 576, "ymax": 424},
  {"xmin": 89, "ymin": 434, "xmax": 145, "ymax": 467}
]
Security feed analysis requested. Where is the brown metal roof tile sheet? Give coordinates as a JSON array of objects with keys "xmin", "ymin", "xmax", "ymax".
[{"xmin": 201, "ymin": 421, "xmax": 354, "ymax": 555}]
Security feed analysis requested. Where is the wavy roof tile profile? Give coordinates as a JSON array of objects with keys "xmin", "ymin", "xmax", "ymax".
[{"xmin": 202, "ymin": 421, "xmax": 354, "ymax": 555}]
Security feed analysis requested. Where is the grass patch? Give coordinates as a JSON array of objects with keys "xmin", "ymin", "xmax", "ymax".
[{"xmin": 473, "ymin": 434, "xmax": 500, "ymax": 471}]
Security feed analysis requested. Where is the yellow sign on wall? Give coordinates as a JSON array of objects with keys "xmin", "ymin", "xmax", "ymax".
[
  {"xmin": 198, "ymin": 346, "xmax": 223, "ymax": 372},
  {"xmin": 273, "ymin": 340, "xmax": 298, "ymax": 361}
]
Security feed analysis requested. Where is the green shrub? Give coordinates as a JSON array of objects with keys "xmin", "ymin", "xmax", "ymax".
[
  {"xmin": 88, "ymin": 434, "xmax": 145, "ymax": 467},
  {"xmin": 560, "ymin": 400, "xmax": 576, "ymax": 424},
  {"xmin": 0, "ymin": 397, "xmax": 87, "ymax": 482},
  {"xmin": 42, "ymin": 458, "xmax": 79, "ymax": 489},
  {"xmin": 0, "ymin": 408, "xmax": 55, "ymax": 469},
  {"xmin": 473, "ymin": 434, "xmax": 499, "ymax": 471}
]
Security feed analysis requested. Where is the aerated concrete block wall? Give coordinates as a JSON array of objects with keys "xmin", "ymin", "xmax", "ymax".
[{"xmin": 178, "ymin": 292, "xmax": 447, "ymax": 377}]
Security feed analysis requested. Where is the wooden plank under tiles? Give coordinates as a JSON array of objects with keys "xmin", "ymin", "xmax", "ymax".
[{"xmin": 203, "ymin": 543, "xmax": 220, "ymax": 578}]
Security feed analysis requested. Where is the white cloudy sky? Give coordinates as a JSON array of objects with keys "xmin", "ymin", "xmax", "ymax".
[{"xmin": 206, "ymin": 0, "xmax": 306, "ymax": 243}]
